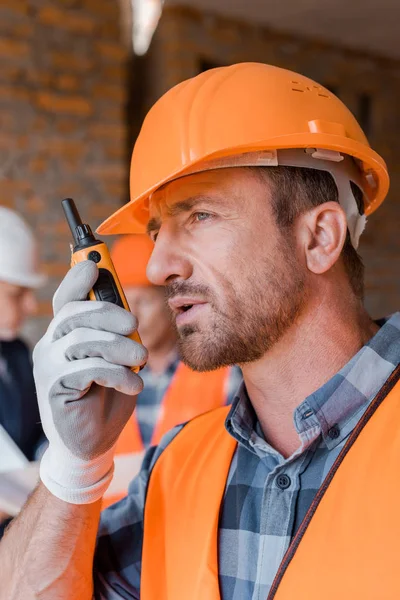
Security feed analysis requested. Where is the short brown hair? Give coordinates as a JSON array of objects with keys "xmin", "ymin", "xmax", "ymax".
[{"xmin": 254, "ymin": 166, "xmax": 365, "ymax": 299}]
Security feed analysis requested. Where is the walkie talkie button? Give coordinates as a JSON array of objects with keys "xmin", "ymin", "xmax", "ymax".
[
  {"xmin": 88, "ymin": 251, "xmax": 101, "ymax": 263},
  {"xmin": 93, "ymin": 268, "xmax": 124, "ymax": 308},
  {"xmin": 100, "ymin": 288, "xmax": 118, "ymax": 303}
]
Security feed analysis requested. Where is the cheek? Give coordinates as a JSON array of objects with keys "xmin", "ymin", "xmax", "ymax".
[
  {"xmin": 191, "ymin": 226, "xmax": 242, "ymax": 278},
  {"xmin": 149, "ymin": 302, "xmax": 168, "ymax": 325},
  {"xmin": 136, "ymin": 303, "xmax": 158, "ymax": 330},
  {"xmin": 0, "ymin": 298, "xmax": 18, "ymax": 327},
  {"xmin": 189, "ymin": 215, "xmax": 277, "ymax": 296},
  {"xmin": 202, "ymin": 234, "xmax": 251, "ymax": 290}
]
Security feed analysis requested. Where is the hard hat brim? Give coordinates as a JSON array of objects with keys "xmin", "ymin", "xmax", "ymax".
[{"xmin": 97, "ymin": 135, "xmax": 389, "ymax": 236}]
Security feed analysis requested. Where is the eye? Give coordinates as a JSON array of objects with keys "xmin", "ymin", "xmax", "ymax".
[{"xmin": 193, "ymin": 211, "xmax": 212, "ymax": 222}]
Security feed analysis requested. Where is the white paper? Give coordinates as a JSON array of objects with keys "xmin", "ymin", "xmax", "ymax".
[
  {"xmin": 0, "ymin": 425, "xmax": 29, "ymax": 473},
  {"xmin": 0, "ymin": 462, "xmax": 39, "ymax": 516}
]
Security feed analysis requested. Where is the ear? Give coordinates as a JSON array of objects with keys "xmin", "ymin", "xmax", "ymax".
[{"xmin": 297, "ymin": 202, "xmax": 348, "ymax": 275}]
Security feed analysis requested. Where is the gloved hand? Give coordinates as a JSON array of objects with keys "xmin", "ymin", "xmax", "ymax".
[{"xmin": 33, "ymin": 261, "xmax": 147, "ymax": 504}]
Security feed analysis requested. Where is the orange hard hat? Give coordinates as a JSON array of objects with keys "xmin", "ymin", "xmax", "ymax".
[
  {"xmin": 111, "ymin": 234, "xmax": 154, "ymax": 287},
  {"xmin": 98, "ymin": 62, "xmax": 389, "ymax": 236}
]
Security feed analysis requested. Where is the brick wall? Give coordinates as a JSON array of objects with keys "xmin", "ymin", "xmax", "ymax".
[
  {"xmin": 144, "ymin": 5, "xmax": 400, "ymax": 318},
  {"xmin": 2, "ymin": 2, "xmax": 397, "ymax": 347},
  {"xmin": 0, "ymin": 0, "xmax": 130, "ymax": 344}
]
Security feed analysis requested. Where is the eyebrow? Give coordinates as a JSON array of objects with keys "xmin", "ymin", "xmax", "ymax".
[{"xmin": 146, "ymin": 195, "xmax": 215, "ymax": 235}]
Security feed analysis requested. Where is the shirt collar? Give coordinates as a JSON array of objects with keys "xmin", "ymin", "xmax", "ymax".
[{"xmin": 226, "ymin": 312, "xmax": 400, "ymax": 455}]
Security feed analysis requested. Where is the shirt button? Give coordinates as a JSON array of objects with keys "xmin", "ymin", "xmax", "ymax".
[
  {"xmin": 302, "ymin": 409, "xmax": 313, "ymax": 419},
  {"xmin": 276, "ymin": 474, "xmax": 291, "ymax": 490},
  {"xmin": 328, "ymin": 424, "xmax": 340, "ymax": 439}
]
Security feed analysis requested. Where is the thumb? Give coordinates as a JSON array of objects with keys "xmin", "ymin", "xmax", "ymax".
[{"xmin": 53, "ymin": 261, "xmax": 99, "ymax": 316}]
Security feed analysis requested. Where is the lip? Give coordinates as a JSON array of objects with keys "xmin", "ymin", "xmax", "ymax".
[
  {"xmin": 168, "ymin": 296, "xmax": 207, "ymax": 314},
  {"xmin": 175, "ymin": 302, "xmax": 208, "ymax": 327},
  {"xmin": 168, "ymin": 296, "xmax": 208, "ymax": 326}
]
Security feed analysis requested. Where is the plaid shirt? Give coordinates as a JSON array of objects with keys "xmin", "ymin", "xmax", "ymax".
[
  {"xmin": 137, "ymin": 360, "xmax": 242, "ymax": 447},
  {"xmin": 94, "ymin": 313, "xmax": 400, "ymax": 599},
  {"xmin": 135, "ymin": 358, "xmax": 179, "ymax": 448}
]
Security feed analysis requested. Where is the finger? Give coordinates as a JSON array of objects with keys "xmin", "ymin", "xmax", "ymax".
[
  {"xmin": 48, "ymin": 360, "xmax": 143, "ymax": 460},
  {"xmin": 62, "ymin": 328, "xmax": 148, "ymax": 368},
  {"xmin": 51, "ymin": 357, "xmax": 144, "ymax": 398},
  {"xmin": 53, "ymin": 261, "xmax": 99, "ymax": 316},
  {"xmin": 50, "ymin": 300, "xmax": 138, "ymax": 341}
]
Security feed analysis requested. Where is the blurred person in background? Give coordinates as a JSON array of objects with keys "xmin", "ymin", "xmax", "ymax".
[
  {"xmin": 104, "ymin": 234, "xmax": 241, "ymax": 506},
  {"xmin": 0, "ymin": 207, "xmax": 47, "ymax": 535}
]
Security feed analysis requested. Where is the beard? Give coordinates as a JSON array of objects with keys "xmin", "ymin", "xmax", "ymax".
[{"xmin": 166, "ymin": 235, "xmax": 307, "ymax": 372}]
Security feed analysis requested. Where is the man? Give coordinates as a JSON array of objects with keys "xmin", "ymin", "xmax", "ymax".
[
  {"xmin": 0, "ymin": 207, "xmax": 46, "ymax": 534},
  {"xmin": 0, "ymin": 63, "xmax": 398, "ymax": 599},
  {"xmin": 105, "ymin": 234, "xmax": 240, "ymax": 506}
]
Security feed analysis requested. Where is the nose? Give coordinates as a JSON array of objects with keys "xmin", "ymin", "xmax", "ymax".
[
  {"xmin": 146, "ymin": 227, "xmax": 192, "ymax": 286},
  {"xmin": 23, "ymin": 290, "xmax": 38, "ymax": 316}
]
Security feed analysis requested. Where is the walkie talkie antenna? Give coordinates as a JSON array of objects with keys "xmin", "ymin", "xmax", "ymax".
[{"xmin": 62, "ymin": 198, "xmax": 83, "ymax": 246}]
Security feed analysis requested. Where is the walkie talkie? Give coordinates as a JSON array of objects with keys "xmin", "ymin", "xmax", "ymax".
[{"xmin": 62, "ymin": 198, "xmax": 144, "ymax": 373}]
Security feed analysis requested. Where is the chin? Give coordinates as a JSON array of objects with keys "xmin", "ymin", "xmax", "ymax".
[
  {"xmin": 178, "ymin": 338, "xmax": 230, "ymax": 372},
  {"xmin": 180, "ymin": 355, "xmax": 221, "ymax": 372},
  {"xmin": 0, "ymin": 328, "xmax": 19, "ymax": 342}
]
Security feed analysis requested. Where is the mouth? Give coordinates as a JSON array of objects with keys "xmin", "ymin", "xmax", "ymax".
[
  {"xmin": 179, "ymin": 303, "xmax": 193, "ymax": 313},
  {"xmin": 168, "ymin": 296, "xmax": 205, "ymax": 314},
  {"xmin": 168, "ymin": 297, "xmax": 208, "ymax": 325}
]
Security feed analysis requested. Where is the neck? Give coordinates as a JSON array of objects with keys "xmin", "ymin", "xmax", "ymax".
[
  {"xmin": 242, "ymin": 290, "xmax": 379, "ymax": 458},
  {"xmin": 146, "ymin": 337, "xmax": 178, "ymax": 375}
]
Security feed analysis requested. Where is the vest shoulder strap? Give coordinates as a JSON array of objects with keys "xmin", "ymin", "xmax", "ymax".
[{"xmin": 142, "ymin": 405, "xmax": 236, "ymax": 600}]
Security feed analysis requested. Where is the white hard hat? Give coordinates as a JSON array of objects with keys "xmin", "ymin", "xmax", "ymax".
[{"xmin": 0, "ymin": 206, "xmax": 46, "ymax": 288}]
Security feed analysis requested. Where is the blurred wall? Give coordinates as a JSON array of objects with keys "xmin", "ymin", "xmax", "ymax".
[
  {"xmin": 0, "ymin": 0, "xmax": 130, "ymax": 344},
  {"xmin": 142, "ymin": 5, "xmax": 400, "ymax": 318}
]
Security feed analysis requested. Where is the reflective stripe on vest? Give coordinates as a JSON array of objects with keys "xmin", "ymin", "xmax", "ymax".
[
  {"xmin": 103, "ymin": 363, "xmax": 231, "ymax": 508},
  {"xmin": 142, "ymin": 365, "xmax": 400, "ymax": 600}
]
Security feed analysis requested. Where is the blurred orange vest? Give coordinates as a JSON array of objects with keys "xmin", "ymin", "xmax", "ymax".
[
  {"xmin": 103, "ymin": 362, "xmax": 231, "ymax": 508},
  {"xmin": 141, "ymin": 366, "xmax": 400, "ymax": 600}
]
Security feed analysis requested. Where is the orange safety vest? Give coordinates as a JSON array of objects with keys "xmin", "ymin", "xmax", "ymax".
[
  {"xmin": 142, "ymin": 364, "xmax": 400, "ymax": 599},
  {"xmin": 103, "ymin": 362, "xmax": 231, "ymax": 508}
]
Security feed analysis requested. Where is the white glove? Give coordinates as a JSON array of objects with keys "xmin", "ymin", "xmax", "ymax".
[{"xmin": 33, "ymin": 261, "xmax": 147, "ymax": 504}]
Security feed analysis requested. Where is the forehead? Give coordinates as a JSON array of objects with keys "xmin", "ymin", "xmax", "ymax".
[{"xmin": 148, "ymin": 167, "xmax": 262, "ymax": 222}]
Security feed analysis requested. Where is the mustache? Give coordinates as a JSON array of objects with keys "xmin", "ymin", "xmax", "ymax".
[{"xmin": 165, "ymin": 281, "xmax": 213, "ymax": 302}]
